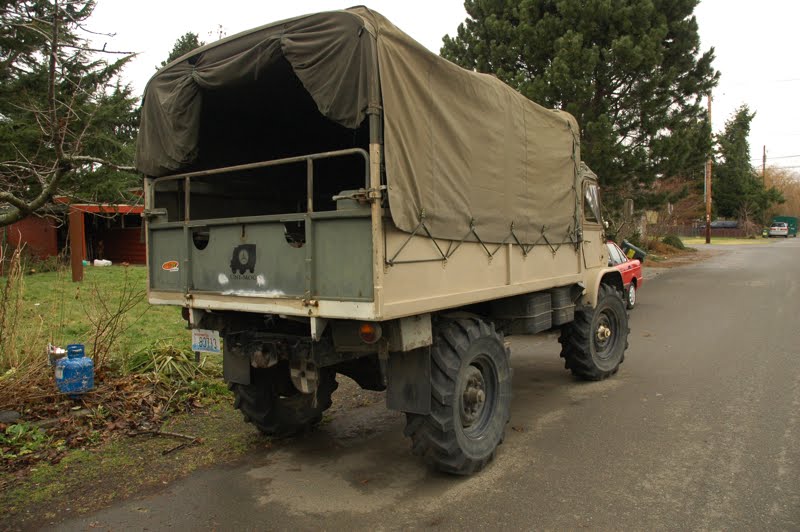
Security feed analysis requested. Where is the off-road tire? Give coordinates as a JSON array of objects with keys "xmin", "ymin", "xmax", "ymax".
[
  {"xmin": 404, "ymin": 318, "xmax": 512, "ymax": 476},
  {"xmin": 229, "ymin": 363, "xmax": 337, "ymax": 437},
  {"xmin": 559, "ymin": 283, "xmax": 630, "ymax": 381}
]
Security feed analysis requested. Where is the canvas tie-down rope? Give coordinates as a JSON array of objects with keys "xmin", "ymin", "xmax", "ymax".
[{"xmin": 386, "ymin": 214, "xmax": 580, "ymax": 266}]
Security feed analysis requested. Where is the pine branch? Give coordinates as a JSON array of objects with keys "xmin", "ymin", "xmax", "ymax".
[{"xmin": 48, "ymin": 0, "xmax": 61, "ymax": 155}]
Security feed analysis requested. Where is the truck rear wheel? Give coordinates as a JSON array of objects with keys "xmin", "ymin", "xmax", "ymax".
[
  {"xmin": 404, "ymin": 318, "xmax": 512, "ymax": 475},
  {"xmin": 229, "ymin": 362, "xmax": 337, "ymax": 437},
  {"xmin": 559, "ymin": 283, "xmax": 629, "ymax": 380}
]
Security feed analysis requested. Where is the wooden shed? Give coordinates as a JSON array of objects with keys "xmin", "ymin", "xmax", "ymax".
[
  {"xmin": 1, "ymin": 214, "xmax": 59, "ymax": 259},
  {"xmin": 2, "ymin": 201, "xmax": 145, "ymax": 265}
]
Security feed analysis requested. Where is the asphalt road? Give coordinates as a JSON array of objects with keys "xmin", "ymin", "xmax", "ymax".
[{"xmin": 56, "ymin": 240, "xmax": 800, "ymax": 530}]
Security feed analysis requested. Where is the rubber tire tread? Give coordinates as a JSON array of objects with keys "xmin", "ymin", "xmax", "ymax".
[
  {"xmin": 559, "ymin": 283, "xmax": 630, "ymax": 381},
  {"xmin": 626, "ymin": 283, "xmax": 636, "ymax": 310},
  {"xmin": 404, "ymin": 318, "xmax": 511, "ymax": 476},
  {"xmin": 229, "ymin": 367, "xmax": 337, "ymax": 437}
]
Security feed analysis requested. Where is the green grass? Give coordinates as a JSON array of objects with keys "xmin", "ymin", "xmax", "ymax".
[
  {"xmin": 682, "ymin": 236, "xmax": 772, "ymax": 246},
  {"xmin": 1, "ymin": 265, "xmax": 189, "ymax": 367}
]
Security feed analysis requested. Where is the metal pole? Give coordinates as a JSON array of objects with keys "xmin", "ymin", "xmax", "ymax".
[
  {"xmin": 366, "ymin": 34, "xmax": 385, "ymax": 319},
  {"xmin": 762, "ymin": 145, "xmax": 766, "ymax": 182},
  {"xmin": 705, "ymin": 93, "xmax": 712, "ymax": 245}
]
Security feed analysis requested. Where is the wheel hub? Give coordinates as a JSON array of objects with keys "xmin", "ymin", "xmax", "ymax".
[
  {"xmin": 596, "ymin": 323, "xmax": 612, "ymax": 341},
  {"xmin": 289, "ymin": 358, "xmax": 319, "ymax": 394},
  {"xmin": 461, "ymin": 366, "xmax": 486, "ymax": 427}
]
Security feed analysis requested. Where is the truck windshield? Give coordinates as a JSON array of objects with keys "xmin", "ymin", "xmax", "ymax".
[{"xmin": 584, "ymin": 183, "xmax": 602, "ymax": 223}]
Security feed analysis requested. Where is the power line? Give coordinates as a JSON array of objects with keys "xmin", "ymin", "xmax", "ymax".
[
  {"xmin": 722, "ymin": 77, "xmax": 800, "ymax": 87},
  {"xmin": 751, "ymin": 154, "xmax": 800, "ymax": 161}
]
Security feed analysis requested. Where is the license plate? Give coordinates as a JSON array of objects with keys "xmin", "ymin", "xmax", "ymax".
[{"xmin": 192, "ymin": 329, "xmax": 221, "ymax": 354}]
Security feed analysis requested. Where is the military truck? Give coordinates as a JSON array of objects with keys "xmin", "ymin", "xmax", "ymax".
[{"xmin": 136, "ymin": 7, "xmax": 630, "ymax": 475}]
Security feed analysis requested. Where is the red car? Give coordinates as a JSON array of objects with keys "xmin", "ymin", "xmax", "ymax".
[{"xmin": 606, "ymin": 241, "xmax": 643, "ymax": 309}]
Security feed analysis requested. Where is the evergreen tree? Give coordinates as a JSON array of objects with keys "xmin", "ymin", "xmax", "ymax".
[
  {"xmin": 714, "ymin": 106, "xmax": 783, "ymax": 221},
  {"xmin": 158, "ymin": 32, "xmax": 205, "ymax": 70},
  {"xmin": 0, "ymin": 0, "xmax": 138, "ymax": 227},
  {"xmin": 441, "ymin": 0, "xmax": 719, "ymax": 212}
]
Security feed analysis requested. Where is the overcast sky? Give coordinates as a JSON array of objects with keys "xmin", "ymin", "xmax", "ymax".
[{"xmin": 89, "ymin": 0, "xmax": 800, "ymax": 172}]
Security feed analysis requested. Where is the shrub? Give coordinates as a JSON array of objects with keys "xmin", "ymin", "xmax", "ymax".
[
  {"xmin": 126, "ymin": 340, "xmax": 206, "ymax": 384},
  {"xmin": 0, "ymin": 422, "xmax": 60, "ymax": 460},
  {"xmin": 661, "ymin": 234, "xmax": 685, "ymax": 250},
  {"xmin": 626, "ymin": 230, "xmax": 644, "ymax": 249},
  {"xmin": 20, "ymin": 251, "xmax": 65, "ymax": 274}
]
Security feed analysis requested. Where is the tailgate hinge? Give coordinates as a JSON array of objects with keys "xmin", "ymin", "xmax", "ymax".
[
  {"xmin": 332, "ymin": 186, "xmax": 386, "ymax": 203},
  {"xmin": 142, "ymin": 208, "xmax": 167, "ymax": 220}
]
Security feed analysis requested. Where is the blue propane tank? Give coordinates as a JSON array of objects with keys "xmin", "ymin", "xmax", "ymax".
[{"xmin": 55, "ymin": 344, "xmax": 94, "ymax": 395}]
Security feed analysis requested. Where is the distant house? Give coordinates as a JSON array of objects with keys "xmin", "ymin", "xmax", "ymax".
[{"xmin": 1, "ymin": 199, "xmax": 145, "ymax": 265}]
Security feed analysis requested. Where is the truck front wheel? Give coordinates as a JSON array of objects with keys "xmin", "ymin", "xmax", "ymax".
[
  {"xmin": 228, "ymin": 362, "xmax": 337, "ymax": 437},
  {"xmin": 559, "ymin": 283, "xmax": 629, "ymax": 380},
  {"xmin": 404, "ymin": 318, "xmax": 512, "ymax": 475}
]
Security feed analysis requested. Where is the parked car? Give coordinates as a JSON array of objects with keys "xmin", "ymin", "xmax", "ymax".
[
  {"xmin": 771, "ymin": 216, "xmax": 797, "ymax": 237},
  {"xmin": 768, "ymin": 221, "xmax": 789, "ymax": 238},
  {"xmin": 607, "ymin": 241, "xmax": 643, "ymax": 309},
  {"xmin": 699, "ymin": 220, "xmax": 739, "ymax": 231}
]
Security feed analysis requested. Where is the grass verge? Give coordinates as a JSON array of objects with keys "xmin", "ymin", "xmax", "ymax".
[
  {"xmin": 0, "ymin": 263, "xmax": 189, "ymax": 369},
  {"xmin": 681, "ymin": 236, "xmax": 773, "ymax": 246},
  {"xmin": 0, "ymin": 258, "xmax": 230, "ymax": 481}
]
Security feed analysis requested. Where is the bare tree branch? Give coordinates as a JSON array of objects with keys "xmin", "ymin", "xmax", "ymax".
[
  {"xmin": 67, "ymin": 156, "xmax": 136, "ymax": 172},
  {"xmin": 61, "ymin": 44, "xmax": 136, "ymax": 55},
  {"xmin": 0, "ymin": 166, "xmax": 66, "ymax": 226}
]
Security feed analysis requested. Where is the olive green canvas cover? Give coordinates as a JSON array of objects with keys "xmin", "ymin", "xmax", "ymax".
[{"xmin": 136, "ymin": 7, "xmax": 580, "ymax": 244}]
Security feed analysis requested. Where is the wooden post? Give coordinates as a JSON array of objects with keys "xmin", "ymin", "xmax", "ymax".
[{"xmin": 69, "ymin": 206, "xmax": 84, "ymax": 282}]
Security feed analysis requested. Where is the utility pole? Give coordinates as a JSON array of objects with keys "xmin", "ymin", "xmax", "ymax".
[
  {"xmin": 762, "ymin": 145, "xmax": 767, "ymax": 182},
  {"xmin": 705, "ymin": 93, "xmax": 712, "ymax": 244}
]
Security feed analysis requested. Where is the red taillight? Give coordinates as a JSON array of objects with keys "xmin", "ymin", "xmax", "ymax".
[{"xmin": 359, "ymin": 322, "xmax": 382, "ymax": 344}]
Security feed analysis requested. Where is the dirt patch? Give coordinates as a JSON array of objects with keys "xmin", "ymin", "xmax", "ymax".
[
  {"xmin": 645, "ymin": 247, "xmax": 720, "ymax": 269},
  {"xmin": 0, "ymin": 367, "xmax": 223, "ymax": 475},
  {"xmin": 0, "ymin": 374, "xmax": 385, "ymax": 529}
]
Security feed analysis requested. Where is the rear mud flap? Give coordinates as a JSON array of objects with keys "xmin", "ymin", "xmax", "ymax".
[
  {"xmin": 386, "ymin": 347, "xmax": 431, "ymax": 414},
  {"xmin": 223, "ymin": 345, "xmax": 251, "ymax": 385}
]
